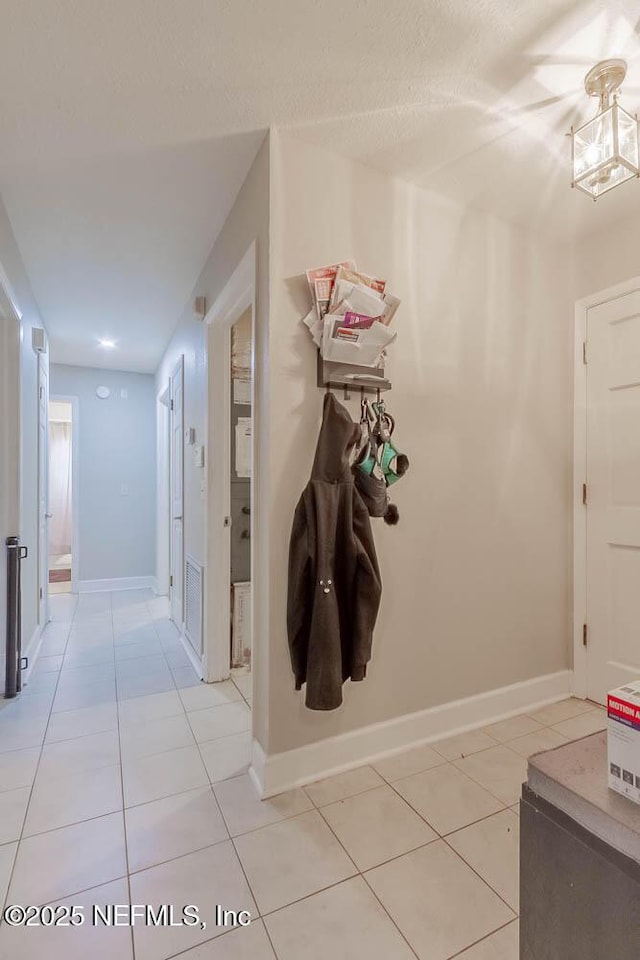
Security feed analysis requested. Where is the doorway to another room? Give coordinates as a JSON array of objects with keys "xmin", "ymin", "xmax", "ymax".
[
  {"xmin": 204, "ymin": 244, "xmax": 256, "ymax": 716},
  {"xmin": 48, "ymin": 398, "xmax": 75, "ymax": 595},
  {"xmin": 229, "ymin": 308, "xmax": 253, "ymax": 707}
]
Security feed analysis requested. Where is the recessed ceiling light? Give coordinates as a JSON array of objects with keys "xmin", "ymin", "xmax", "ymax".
[{"xmin": 98, "ymin": 338, "xmax": 116, "ymax": 349}]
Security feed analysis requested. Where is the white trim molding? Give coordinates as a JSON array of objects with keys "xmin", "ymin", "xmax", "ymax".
[
  {"xmin": 78, "ymin": 576, "xmax": 156, "ymax": 593},
  {"xmin": 177, "ymin": 628, "xmax": 204, "ymax": 680},
  {"xmin": 49, "ymin": 394, "xmax": 80, "ymax": 594},
  {"xmin": 21, "ymin": 625, "xmax": 43, "ymax": 683},
  {"xmin": 573, "ymin": 275, "xmax": 640, "ymax": 700},
  {"xmin": 204, "ymin": 242, "xmax": 257, "ymax": 685},
  {"xmin": 251, "ymin": 670, "xmax": 572, "ymax": 798}
]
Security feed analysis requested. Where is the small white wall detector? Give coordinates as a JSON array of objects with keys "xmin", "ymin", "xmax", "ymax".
[
  {"xmin": 32, "ymin": 327, "xmax": 48, "ymax": 353},
  {"xmin": 193, "ymin": 297, "xmax": 206, "ymax": 322}
]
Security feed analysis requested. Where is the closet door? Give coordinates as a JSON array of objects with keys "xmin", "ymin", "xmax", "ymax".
[{"xmin": 586, "ymin": 289, "xmax": 640, "ymax": 703}]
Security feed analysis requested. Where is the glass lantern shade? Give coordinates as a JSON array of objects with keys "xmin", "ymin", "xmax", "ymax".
[{"xmin": 572, "ymin": 101, "xmax": 639, "ymax": 199}]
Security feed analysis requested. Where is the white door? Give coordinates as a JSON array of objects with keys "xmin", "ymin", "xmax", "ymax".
[
  {"xmin": 38, "ymin": 354, "xmax": 50, "ymax": 626},
  {"xmin": 586, "ymin": 288, "xmax": 640, "ymax": 703},
  {"xmin": 170, "ymin": 358, "xmax": 184, "ymax": 626}
]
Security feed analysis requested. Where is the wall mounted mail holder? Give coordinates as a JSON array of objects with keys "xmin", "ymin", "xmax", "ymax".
[{"xmin": 317, "ymin": 351, "xmax": 391, "ymax": 400}]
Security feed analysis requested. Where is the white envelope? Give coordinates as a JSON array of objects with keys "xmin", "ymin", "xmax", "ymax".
[
  {"xmin": 331, "ymin": 281, "xmax": 385, "ymax": 320},
  {"xmin": 302, "ymin": 307, "xmax": 324, "ymax": 347},
  {"xmin": 322, "ymin": 318, "xmax": 396, "ymax": 367}
]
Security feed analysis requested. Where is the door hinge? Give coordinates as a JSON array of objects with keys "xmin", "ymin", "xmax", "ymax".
[
  {"xmin": 223, "ymin": 516, "xmax": 232, "ymax": 528},
  {"xmin": 39, "ymin": 587, "xmax": 43, "ymax": 600},
  {"xmin": 170, "ymin": 399, "xmax": 174, "ymax": 411},
  {"xmin": 583, "ymin": 623, "xmax": 588, "ymax": 647},
  {"xmin": 582, "ymin": 483, "xmax": 587, "ymax": 506},
  {"xmin": 169, "ymin": 575, "xmax": 173, "ymax": 587},
  {"xmin": 582, "ymin": 340, "xmax": 588, "ymax": 365}
]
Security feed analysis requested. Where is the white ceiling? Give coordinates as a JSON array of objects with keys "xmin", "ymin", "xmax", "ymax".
[
  {"xmin": 1, "ymin": 0, "xmax": 640, "ymax": 371},
  {"xmin": 1, "ymin": 134, "xmax": 264, "ymax": 372}
]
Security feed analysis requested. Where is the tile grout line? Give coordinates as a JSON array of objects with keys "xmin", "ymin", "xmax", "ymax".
[
  {"xmin": 312, "ymin": 803, "xmax": 421, "ymax": 960},
  {"xmin": 185, "ymin": 679, "xmax": 283, "ymax": 957},
  {"xmin": 187, "ymin": 682, "xmax": 266, "ymax": 944},
  {"xmin": 0, "ymin": 642, "xmax": 601, "ymax": 953},
  {"xmin": 161, "ymin": 917, "xmax": 274, "ymax": 960},
  {"xmin": 377, "ymin": 753, "xmax": 523, "ymax": 921},
  {"xmin": 353, "ymin": 769, "xmax": 520, "ymax": 924},
  {"xmin": 277, "ymin": 751, "xmax": 521, "ymax": 952},
  {"xmin": 383, "ymin": 771, "xmax": 512, "ymax": 841},
  {"xmin": 0, "ymin": 593, "xmax": 256, "ymax": 937},
  {"xmin": 198, "ymin": 749, "xmax": 276, "ymax": 951},
  {"xmin": 447, "ymin": 916, "xmax": 519, "ymax": 959},
  {"xmin": 0, "ymin": 597, "xmax": 77, "ymax": 915},
  {"xmin": 307, "ymin": 764, "xmax": 518, "ymax": 955},
  {"xmin": 20, "ymin": 593, "xmax": 122, "ymax": 840},
  {"xmin": 112, "ymin": 592, "xmax": 137, "ymax": 960},
  {"xmin": 441, "ymin": 828, "xmax": 519, "ymax": 918}
]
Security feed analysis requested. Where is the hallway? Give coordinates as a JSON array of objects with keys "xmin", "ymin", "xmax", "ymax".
[
  {"xmin": 0, "ymin": 588, "xmax": 607, "ymax": 959},
  {"xmin": 0, "ymin": 590, "xmax": 252, "ymax": 959}
]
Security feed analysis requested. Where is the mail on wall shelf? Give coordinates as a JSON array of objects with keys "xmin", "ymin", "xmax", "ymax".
[{"xmin": 301, "ymin": 261, "xmax": 399, "ymax": 397}]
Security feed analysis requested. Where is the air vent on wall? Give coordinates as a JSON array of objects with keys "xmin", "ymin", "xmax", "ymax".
[{"xmin": 184, "ymin": 555, "xmax": 204, "ymax": 657}]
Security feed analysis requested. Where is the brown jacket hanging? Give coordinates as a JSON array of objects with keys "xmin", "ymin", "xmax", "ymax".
[{"xmin": 287, "ymin": 393, "xmax": 382, "ymax": 710}]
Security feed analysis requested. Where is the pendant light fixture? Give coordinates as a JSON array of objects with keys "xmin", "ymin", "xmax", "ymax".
[{"xmin": 570, "ymin": 59, "xmax": 639, "ymax": 200}]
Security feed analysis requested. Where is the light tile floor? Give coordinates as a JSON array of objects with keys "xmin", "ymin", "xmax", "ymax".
[{"xmin": 0, "ymin": 590, "xmax": 607, "ymax": 959}]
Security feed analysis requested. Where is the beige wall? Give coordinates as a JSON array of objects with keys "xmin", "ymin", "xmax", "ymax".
[
  {"xmin": 572, "ymin": 211, "xmax": 640, "ymax": 299},
  {"xmin": 157, "ymin": 132, "xmax": 270, "ymax": 745},
  {"xmin": 267, "ymin": 131, "xmax": 574, "ymax": 755}
]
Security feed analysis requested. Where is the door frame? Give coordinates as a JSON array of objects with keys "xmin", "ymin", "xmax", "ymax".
[
  {"xmin": 48, "ymin": 394, "xmax": 79, "ymax": 595},
  {"xmin": 573, "ymin": 274, "xmax": 640, "ymax": 699},
  {"xmin": 204, "ymin": 243, "xmax": 256, "ymax": 684},
  {"xmin": 0, "ymin": 268, "xmax": 21, "ymax": 531},
  {"xmin": 37, "ymin": 352, "xmax": 50, "ymax": 627},
  {"xmin": 0, "ymin": 267, "xmax": 21, "ymax": 666},
  {"xmin": 156, "ymin": 384, "xmax": 171, "ymax": 598},
  {"xmin": 169, "ymin": 356, "xmax": 185, "ymax": 627}
]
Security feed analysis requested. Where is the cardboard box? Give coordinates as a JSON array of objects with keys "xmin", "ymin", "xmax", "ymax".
[{"xmin": 608, "ymin": 680, "xmax": 640, "ymax": 805}]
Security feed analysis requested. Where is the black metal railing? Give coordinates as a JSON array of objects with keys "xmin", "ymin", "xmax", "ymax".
[{"xmin": 5, "ymin": 536, "xmax": 27, "ymax": 699}]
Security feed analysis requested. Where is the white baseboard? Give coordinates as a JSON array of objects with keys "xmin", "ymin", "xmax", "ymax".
[
  {"xmin": 78, "ymin": 576, "xmax": 156, "ymax": 593},
  {"xmin": 22, "ymin": 625, "xmax": 43, "ymax": 681},
  {"xmin": 249, "ymin": 740, "xmax": 266, "ymax": 798},
  {"xmin": 177, "ymin": 628, "xmax": 204, "ymax": 679},
  {"xmin": 251, "ymin": 669, "xmax": 573, "ymax": 798}
]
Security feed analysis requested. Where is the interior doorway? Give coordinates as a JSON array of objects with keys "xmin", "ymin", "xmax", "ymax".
[
  {"xmin": 37, "ymin": 353, "xmax": 49, "ymax": 626},
  {"xmin": 204, "ymin": 244, "xmax": 256, "ymax": 692},
  {"xmin": 229, "ymin": 308, "xmax": 253, "ymax": 703},
  {"xmin": 170, "ymin": 356, "xmax": 185, "ymax": 629},
  {"xmin": 48, "ymin": 398, "xmax": 76, "ymax": 595}
]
